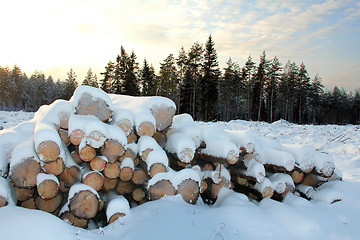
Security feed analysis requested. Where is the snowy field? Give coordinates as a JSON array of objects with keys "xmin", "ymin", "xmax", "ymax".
[{"xmin": 1, "ymin": 111, "xmax": 360, "ymax": 240}]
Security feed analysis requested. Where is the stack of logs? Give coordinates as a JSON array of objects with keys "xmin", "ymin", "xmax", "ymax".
[{"xmin": 0, "ymin": 86, "xmax": 340, "ymax": 229}]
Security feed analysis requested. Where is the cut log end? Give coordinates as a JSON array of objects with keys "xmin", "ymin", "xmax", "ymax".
[
  {"xmin": 60, "ymin": 212, "xmax": 89, "ymax": 229},
  {"xmin": 35, "ymin": 194, "xmax": 62, "ymax": 213},
  {"xmin": 151, "ymin": 106, "xmax": 176, "ymax": 131},
  {"xmin": 132, "ymin": 169, "xmax": 148, "ymax": 185},
  {"xmin": 69, "ymin": 190, "xmax": 99, "ymax": 219},
  {"xmin": 42, "ymin": 157, "xmax": 65, "ymax": 176},
  {"xmin": 149, "ymin": 163, "xmax": 167, "ymax": 178},
  {"xmin": 103, "ymin": 177, "xmax": 118, "ymax": 192},
  {"xmin": 75, "ymin": 92, "xmax": 112, "ymax": 122},
  {"xmin": 132, "ymin": 187, "xmax": 146, "ymax": 202},
  {"xmin": 14, "ymin": 187, "xmax": 35, "ymax": 202},
  {"xmin": 0, "ymin": 196, "xmax": 8, "ymax": 207},
  {"xmin": 177, "ymin": 179, "xmax": 200, "ymax": 204},
  {"xmin": 108, "ymin": 213, "xmax": 126, "ymax": 225},
  {"xmin": 119, "ymin": 167, "xmax": 134, "ymax": 182},
  {"xmin": 101, "ymin": 140, "xmax": 125, "ymax": 163},
  {"xmin": 69, "ymin": 129, "xmax": 85, "ymax": 146},
  {"xmin": 11, "ymin": 158, "xmax": 42, "ymax": 188},
  {"xmin": 79, "ymin": 145, "xmax": 96, "ymax": 162},
  {"xmin": 148, "ymin": 179, "xmax": 176, "ymax": 201},
  {"xmin": 90, "ymin": 157, "xmax": 107, "ymax": 172},
  {"xmin": 37, "ymin": 179, "xmax": 59, "ymax": 200},
  {"xmin": 117, "ymin": 119, "xmax": 133, "ymax": 136},
  {"xmin": 103, "ymin": 162, "xmax": 121, "ymax": 179},
  {"xmin": 83, "ymin": 172, "xmax": 104, "ymax": 192},
  {"xmin": 137, "ymin": 121, "xmax": 155, "ymax": 137},
  {"xmin": 116, "ymin": 180, "xmax": 134, "ymax": 195},
  {"xmin": 37, "ymin": 141, "xmax": 60, "ymax": 162},
  {"xmin": 20, "ymin": 198, "xmax": 37, "ymax": 209}
]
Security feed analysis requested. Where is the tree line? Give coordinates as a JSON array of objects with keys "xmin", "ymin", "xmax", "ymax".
[{"xmin": 1, "ymin": 35, "xmax": 359, "ymax": 125}]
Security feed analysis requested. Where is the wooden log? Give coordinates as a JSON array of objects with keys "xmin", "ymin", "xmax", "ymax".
[
  {"xmin": 295, "ymin": 184, "xmax": 314, "ymax": 200},
  {"xmin": 90, "ymin": 156, "xmax": 107, "ymax": 172},
  {"xmin": 42, "ymin": 157, "xmax": 64, "ymax": 175},
  {"xmin": 149, "ymin": 163, "xmax": 167, "ymax": 178},
  {"xmin": 132, "ymin": 168, "xmax": 148, "ymax": 185},
  {"xmin": 35, "ymin": 193, "xmax": 62, "ymax": 213},
  {"xmin": 127, "ymin": 132, "xmax": 138, "ymax": 144},
  {"xmin": 14, "ymin": 187, "xmax": 35, "ymax": 202},
  {"xmin": 74, "ymin": 91, "xmax": 112, "ymax": 122},
  {"xmin": 0, "ymin": 196, "xmax": 8, "ymax": 208},
  {"xmin": 82, "ymin": 171, "xmax": 104, "ymax": 192},
  {"xmin": 60, "ymin": 211, "xmax": 89, "ymax": 229},
  {"xmin": 136, "ymin": 121, "xmax": 155, "ymax": 137},
  {"xmin": 108, "ymin": 213, "xmax": 125, "ymax": 224},
  {"xmin": 59, "ymin": 166, "xmax": 81, "ymax": 189},
  {"xmin": 87, "ymin": 130, "xmax": 107, "ymax": 149},
  {"xmin": 103, "ymin": 162, "xmax": 121, "ymax": 179},
  {"xmin": 20, "ymin": 198, "xmax": 37, "ymax": 209},
  {"xmin": 106, "ymin": 195, "xmax": 130, "ymax": 225},
  {"xmin": 153, "ymin": 131, "xmax": 167, "ymax": 148},
  {"xmin": 79, "ymin": 145, "xmax": 96, "ymax": 162},
  {"xmin": 148, "ymin": 179, "xmax": 176, "ymax": 201},
  {"xmin": 70, "ymin": 150, "xmax": 83, "ymax": 165},
  {"xmin": 116, "ymin": 119, "xmax": 133, "ymax": 137},
  {"xmin": 116, "ymin": 180, "xmax": 135, "ymax": 195},
  {"xmin": 101, "ymin": 140, "xmax": 125, "ymax": 163},
  {"xmin": 119, "ymin": 147, "xmax": 137, "ymax": 163},
  {"xmin": 302, "ymin": 174, "xmax": 319, "ymax": 188},
  {"xmin": 210, "ymin": 178, "xmax": 231, "ymax": 199},
  {"xmin": 151, "ymin": 105, "xmax": 176, "ymax": 131},
  {"xmin": 177, "ymin": 179, "xmax": 200, "ymax": 204},
  {"xmin": 103, "ymin": 177, "xmax": 118, "ymax": 192},
  {"xmin": 36, "ymin": 140, "xmax": 61, "ymax": 163},
  {"xmin": 69, "ymin": 129, "xmax": 85, "ymax": 146},
  {"xmin": 69, "ymin": 190, "xmax": 99, "ymax": 219},
  {"xmin": 59, "ymin": 129, "xmax": 70, "ymax": 147},
  {"xmin": 132, "ymin": 187, "xmax": 146, "ymax": 202},
  {"xmin": 200, "ymin": 180, "xmax": 208, "ymax": 193},
  {"xmin": 119, "ymin": 158, "xmax": 134, "ymax": 182},
  {"xmin": 10, "ymin": 158, "xmax": 42, "ymax": 188},
  {"xmin": 291, "ymin": 169, "xmax": 304, "ymax": 184},
  {"xmin": 59, "ymin": 111, "xmax": 71, "ymax": 130},
  {"xmin": 37, "ymin": 178, "xmax": 59, "ymax": 200}
]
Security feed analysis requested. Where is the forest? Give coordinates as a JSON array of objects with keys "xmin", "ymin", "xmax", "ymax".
[{"xmin": 0, "ymin": 35, "xmax": 359, "ymax": 125}]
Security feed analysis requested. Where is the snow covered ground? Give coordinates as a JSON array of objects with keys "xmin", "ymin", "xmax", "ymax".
[{"xmin": 1, "ymin": 111, "xmax": 360, "ymax": 240}]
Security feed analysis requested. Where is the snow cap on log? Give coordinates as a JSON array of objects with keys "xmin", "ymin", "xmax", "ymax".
[
  {"xmin": 36, "ymin": 173, "xmax": 59, "ymax": 188},
  {"xmin": 147, "ymin": 168, "xmax": 201, "ymax": 190},
  {"xmin": 283, "ymin": 144, "xmax": 316, "ymax": 173},
  {"xmin": 243, "ymin": 157, "xmax": 265, "ymax": 183},
  {"xmin": 109, "ymin": 94, "xmax": 176, "ymax": 131},
  {"xmin": 256, "ymin": 147, "xmax": 295, "ymax": 172},
  {"xmin": 68, "ymin": 183, "xmax": 100, "ymax": 203},
  {"xmin": 165, "ymin": 132, "xmax": 196, "ymax": 163},
  {"xmin": 106, "ymin": 195, "xmax": 131, "ymax": 222},
  {"xmin": 313, "ymin": 152, "xmax": 335, "ymax": 177},
  {"xmin": 112, "ymin": 109, "xmax": 134, "ymax": 136},
  {"xmin": 268, "ymin": 173, "xmax": 294, "ymax": 194},
  {"xmin": 10, "ymin": 137, "xmax": 40, "ymax": 172},
  {"xmin": 71, "ymin": 86, "xmax": 113, "ymax": 122}
]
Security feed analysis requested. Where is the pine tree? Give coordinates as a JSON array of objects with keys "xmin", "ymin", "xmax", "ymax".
[
  {"xmin": 140, "ymin": 59, "xmax": 157, "ymax": 96},
  {"xmin": 201, "ymin": 35, "xmax": 220, "ymax": 121},
  {"xmin": 64, "ymin": 68, "xmax": 78, "ymax": 100},
  {"xmin": 252, "ymin": 51, "xmax": 269, "ymax": 121},
  {"xmin": 176, "ymin": 47, "xmax": 189, "ymax": 112},
  {"xmin": 266, "ymin": 56, "xmax": 282, "ymax": 122},
  {"xmin": 296, "ymin": 63, "xmax": 311, "ymax": 123},
  {"xmin": 82, "ymin": 68, "xmax": 98, "ymax": 88},
  {"xmin": 187, "ymin": 42, "xmax": 204, "ymax": 119},
  {"xmin": 100, "ymin": 61, "xmax": 114, "ymax": 93},
  {"xmin": 244, "ymin": 55, "xmax": 255, "ymax": 120}
]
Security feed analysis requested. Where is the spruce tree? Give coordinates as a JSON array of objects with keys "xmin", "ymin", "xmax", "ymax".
[
  {"xmin": 100, "ymin": 61, "xmax": 115, "ymax": 93},
  {"xmin": 64, "ymin": 68, "xmax": 78, "ymax": 100},
  {"xmin": 122, "ymin": 51, "xmax": 140, "ymax": 96},
  {"xmin": 157, "ymin": 54, "xmax": 178, "ymax": 100},
  {"xmin": 252, "ymin": 51, "xmax": 268, "ymax": 121},
  {"xmin": 266, "ymin": 56, "xmax": 282, "ymax": 122},
  {"xmin": 140, "ymin": 59, "xmax": 157, "ymax": 96},
  {"xmin": 201, "ymin": 35, "xmax": 220, "ymax": 121},
  {"xmin": 244, "ymin": 55, "xmax": 255, "ymax": 120},
  {"xmin": 82, "ymin": 68, "xmax": 98, "ymax": 88},
  {"xmin": 112, "ymin": 46, "xmax": 128, "ymax": 94}
]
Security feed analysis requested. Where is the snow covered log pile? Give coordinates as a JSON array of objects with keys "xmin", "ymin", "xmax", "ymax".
[{"xmin": 0, "ymin": 86, "xmax": 342, "ymax": 229}]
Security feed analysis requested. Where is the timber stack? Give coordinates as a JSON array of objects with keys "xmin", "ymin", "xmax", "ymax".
[{"xmin": 0, "ymin": 86, "xmax": 342, "ymax": 229}]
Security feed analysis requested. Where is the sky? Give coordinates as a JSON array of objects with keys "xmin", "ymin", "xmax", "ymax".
[{"xmin": 0, "ymin": 0, "xmax": 359, "ymax": 91}]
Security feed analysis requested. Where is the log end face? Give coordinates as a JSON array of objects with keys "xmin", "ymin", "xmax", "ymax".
[{"xmin": 37, "ymin": 141, "xmax": 60, "ymax": 162}]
